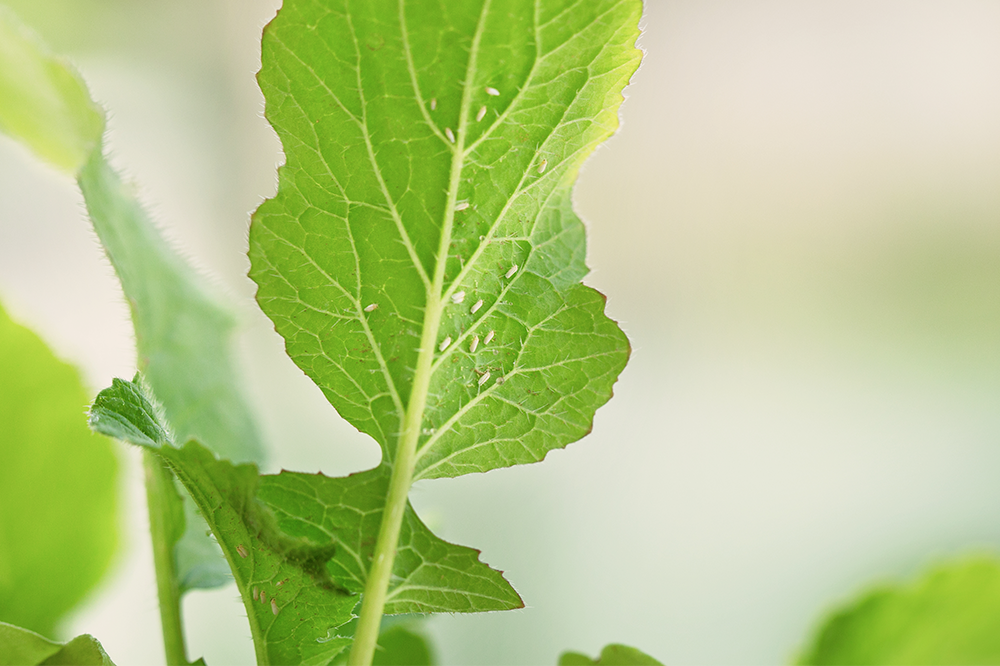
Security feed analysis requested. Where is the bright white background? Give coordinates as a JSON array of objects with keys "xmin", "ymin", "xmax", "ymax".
[{"xmin": 2, "ymin": 1, "xmax": 1000, "ymax": 663}]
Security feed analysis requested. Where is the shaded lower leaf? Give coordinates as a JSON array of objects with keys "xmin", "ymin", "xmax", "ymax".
[
  {"xmin": 0, "ymin": 622, "xmax": 115, "ymax": 666},
  {"xmin": 799, "ymin": 557, "xmax": 1000, "ymax": 665},
  {"xmin": 90, "ymin": 377, "xmax": 357, "ymax": 665},
  {"xmin": 558, "ymin": 644, "xmax": 663, "ymax": 666},
  {"xmin": 259, "ymin": 466, "xmax": 522, "ymax": 614},
  {"xmin": 90, "ymin": 376, "xmax": 505, "ymax": 661},
  {"xmin": 0, "ymin": 302, "xmax": 118, "ymax": 637}
]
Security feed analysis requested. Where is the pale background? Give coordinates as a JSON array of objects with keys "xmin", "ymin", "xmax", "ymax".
[{"xmin": 1, "ymin": 1, "xmax": 1000, "ymax": 663}]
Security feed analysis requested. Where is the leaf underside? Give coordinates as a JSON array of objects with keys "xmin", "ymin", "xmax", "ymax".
[{"xmin": 251, "ymin": 0, "xmax": 638, "ymax": 481}]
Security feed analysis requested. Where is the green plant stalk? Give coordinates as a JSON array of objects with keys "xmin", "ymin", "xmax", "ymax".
[
  {"xmin": 348, "ymin": 6, "xmax": 482, "ymax": 657},
  {"xmin": 143, "ymin": 451, "xmax": 188, "ymax": 666}
]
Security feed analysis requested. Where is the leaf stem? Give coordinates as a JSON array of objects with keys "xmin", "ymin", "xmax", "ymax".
[
  {"xmin": 348, "ymin": 296, "xmax": 441, "ymax": 665},
  {"xmin": 143, "ymin": 450, "xmax": 189, "ymax": 666}
]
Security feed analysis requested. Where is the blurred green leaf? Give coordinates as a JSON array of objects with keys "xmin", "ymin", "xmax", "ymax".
[
  {"xmin": 371, "ymin": 623, "xmax": 434, "ymax": 666},
  {"xmin": 559, "ymin": 643, "xmax": 664, "ymax": 666},
  {"xmin": 799, "ymin": 557, "xmax": 1000, "ymax": 665},
  {"xmin": 0, "ymin": 621, "xmax": 115, "ymax": 666},
  {"xmin": 0, "ymin": 5, "xmax": 266, "ymax": 595},
  {"xmin": 0, "ymin": 302, "xmax": 118, "ymax": 637},
  {"xmin": 0, "ymin": 5, "xmax": 102, "ymax": 173}
]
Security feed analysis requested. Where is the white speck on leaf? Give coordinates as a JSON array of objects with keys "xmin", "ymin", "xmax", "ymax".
[
  {"xmin": 484, "ymin": 330, "xmax": 495, "ymax": 345},
  {"xmin": 439, "ymin": 336, "xmax": 452, "ymax": 352},
  {"xmin": 470, "ymin": 335, "xmax": 480, "ymax": 353},
  {"xmin": 364, "ymin": 303, "xmax": 378, "ymax": 312},
  {"xmin": 430, "ymin": 98, "xmax": 437, "ymax": 110},
  {"xmin": 485, "ymin": 86, "xmax": 500, "ymax": 96},
  {"xmin": 538, "ymin": 158, "xmax": 547, "ymax": 174},
  {"xmin": 471, "ymin": 299, "xmax": 484, "ymax": 314},
  {"xmin": 444, "ymin": 127, "xmax": 455, "ymax": 143},
  {"xmin": 451, "ymin": 291, "xmax": 466, "ymax": 304},
  {"xmin": 505, "ymin": 264, "xmax": 518, "ymax": 279},
  {"xmin": 455, "ymin": 201, "xmax": 470, "ymax": 211},
  {"xmin": 476, "ymin": 106, "xmax": 487, "ymax": 122},
  {"xmin": 478, "ymin": 371, "xmax": 491, "ymax": 386}
]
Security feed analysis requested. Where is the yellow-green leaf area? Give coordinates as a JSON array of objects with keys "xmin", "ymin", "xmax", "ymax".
[
  {"xmin": 799, "ymin": 557, "xmax": 1000, "ymax": 665},
  {"xmin": 0, "ymin": 622, "xmax": 116, "ymax": 666},
  {"xmin": 0, "ymin": 302, "xmax": 118, "ymax": 638},
  {"xmin": 0, "ymin": 6, "xmax": 103, "ymax": 173}
]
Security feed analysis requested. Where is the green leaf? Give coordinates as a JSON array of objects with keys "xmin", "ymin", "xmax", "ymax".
[
  {"xmin": 0, "ymin": 6, "xmax": 103, "ymax": 173},
  {"xmin": 252, "ymin": 0, "xmax": 637, "ymax": 481},
  {"xmin": 249, "ymin": 1, "xmax": 639, "ymax": 643},
  {"xmin": 0, "ymin": 5, "xmax": 264, "ymax": 596},
  {"xmin": 91, "ymin": 377, "xmax": 358, "ymax": 665},
  {"xmin": 259, "ymin": 467, "xmax": 523, "ymax": 613},
  {"xmin": 558, "ymin": 644, "xmax": 664, "ymax": 666},
  {"xmin": 0, "ymin": 302, "xmax": 118, "ymax": 637},
  {"xmin": 798, "ymin": 557, "xmax": 1000, "ymax": 665},
  {"xmin": 371, "ymin": 623, "xmax": 435, "ymax": 666},
  {"xmin": 0, "ymin": 622, "xmax": 115, "ymax": 666}
]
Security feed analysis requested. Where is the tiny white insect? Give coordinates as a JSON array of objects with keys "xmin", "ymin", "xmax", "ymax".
[
  {"xmin": 236, "ymin": 544, "xmax": 248, "ymax": 559},
  {"xmin": 470, "ymin": 335, "xmax": 480, "ymax": 353},
  {"xmin": 438, "ymin": 336, "xmax": 452, "ymax": 352},
  {"xmin": 276, "ymin": 578, "xmax": 287, "ymax": 587},
  {"xmin": 430, "ymin": 98, "xmax": 437, "ymax": 110},
  {"xmin": 260, "ymin": 591, "xmax": 267, "ymax": 603},
  {"xmin": 505, "ymin": 264, "xmax": 518, "ymax": 279},
  {"xmin": 495, "ymin": 376, "xmax": 505, "ymax": 385},
  {"xmin": 271, "ymin": 599, "xmax": 279, "ymax": 616},
  {"xmin": 364, "ymin": 303, "xmax": 378, "ymax": 312},
  {"xmin": 451, "ymin": 290, "xmax": 466, "ymax": 304},
  {"xmin": 538, "ymin": 158, "xmax": 548, "ymax": 174},
  {"xmin": 484, "ymin": 330, "xmax": 495, "ymax": 345},
  {"xmin": 485, "ymin": 86, "xmax": 500, "ymax": 96},
  {"xmin": 478, "ymin": 371, "xmax": 491, "ymax": 386},
  {"xmin": 470, "ymin": 299, "xmax": 484, "ymax": 314},
  {"xmin": 444, "ymin": 127, "xmax": 456, "ymax": 143},
  {"xmin": 455, "ymin": 201, "xmax": 470, "ymax": 211},
  {"xmin": 476, "ymin": 106, "xmax": 487, "ymax": 122},
  {"xmin": 253, "ymin": 587, "xmax": 260, "ymax": 601}
]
